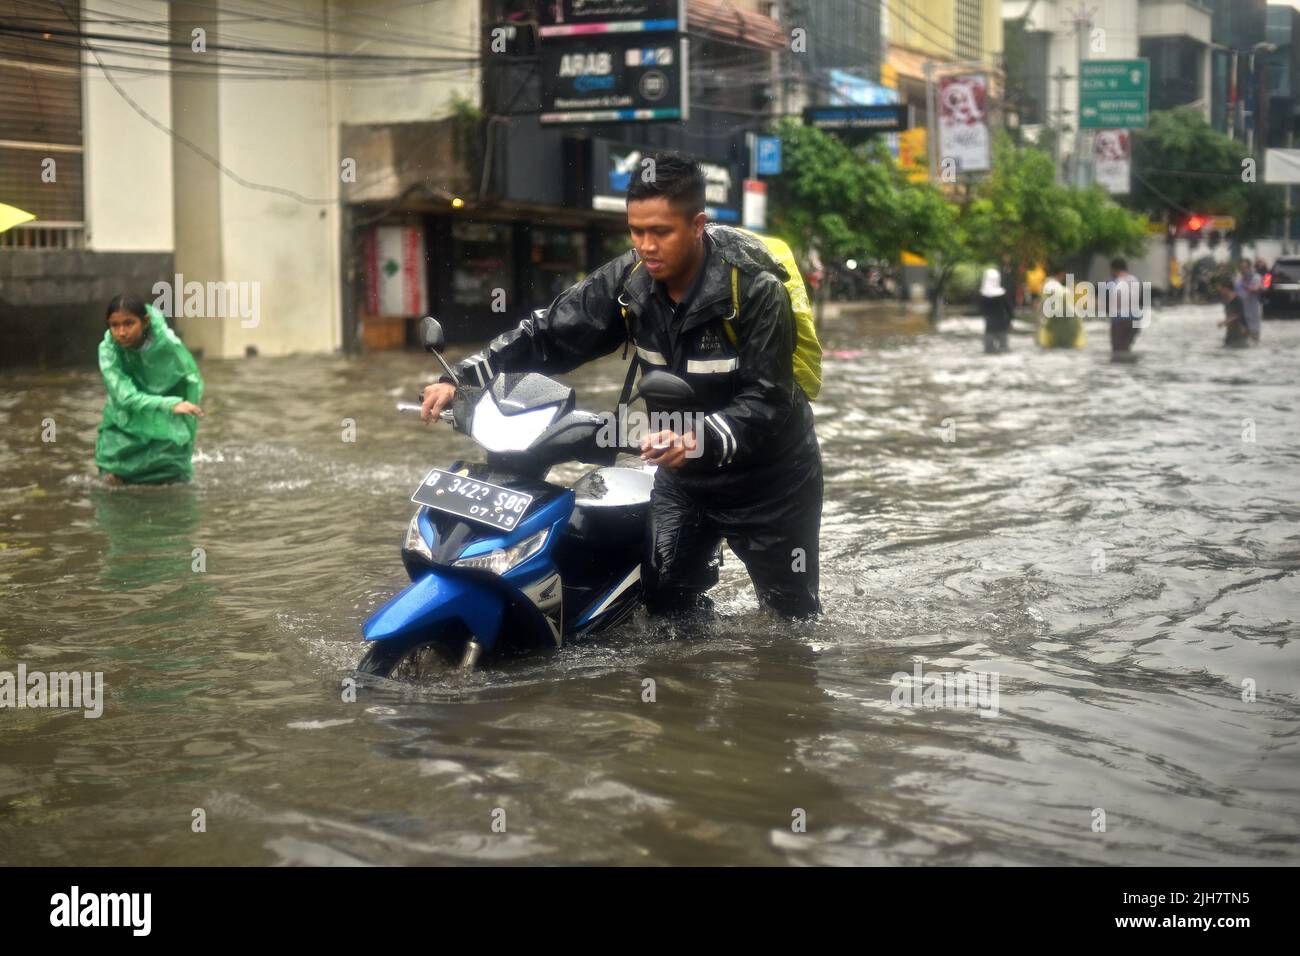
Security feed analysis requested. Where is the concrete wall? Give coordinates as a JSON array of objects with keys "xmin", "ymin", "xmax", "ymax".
[
  {"xmin": 82, "ymin": 0, "xmax": 175, "ymax": 253},
  {"xmin": 162, "ymin": 0, "xmax": 480, "ymax": 358},
  {"xmin": 169, "ymin": 6, "xmax": 226, "ymax": 361},
  {"xmin": 6, "ymin": 0, "xmax": 481, "ymax": 364},
  {"xmin": 0, "ymin": 251, "xmax": 175, "ymax": 368},
  {"xmin": 204, "ymin": 1, "xmax": 339, "ymax": 357},
  {"xmin": 1139, "ymin": 1, "xmax": 1212, "ymax": 43},
  {"xmin": 332, "ymin": 0, "xmax": 480, "ymax": 126},
  {"xmin": 0, "ymin": 0, "xmax": 175, "ymax": 368}
]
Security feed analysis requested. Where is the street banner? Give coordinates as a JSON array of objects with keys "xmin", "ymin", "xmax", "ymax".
[
  {"xmin": 1093, "ymin": 129, "xmax": 1131, "ymax": 194},
  {"xmin": 540, "ymin": 32, "xmax": 687, "ymax": 123},
  {"xmin": 937, "ymin": 74, "xmax": 990, "ymax": 173},
  {"xmin": 363, "ymin": 226, "xmax": 427, "ymax": 317}
]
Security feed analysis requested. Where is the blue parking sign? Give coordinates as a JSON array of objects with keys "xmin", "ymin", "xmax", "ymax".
[{"xmin": 756, "ymin": 136, "xmax": 782, "ymax": 176}]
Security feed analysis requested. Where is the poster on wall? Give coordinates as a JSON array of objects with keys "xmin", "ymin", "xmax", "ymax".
[
  {"xmin": 937, "ymin": 73, "xmax": 991, "ymax": 173},
  {"xmin": 1093, "ymin": 129, "xmax": 1131, "ymax": 194},
  {"xmin": 363, "ymin": 225, "xmax": 428, "ymax": 317}
]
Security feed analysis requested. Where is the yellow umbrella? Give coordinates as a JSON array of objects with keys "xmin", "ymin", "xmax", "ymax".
[{"xmin": 0, "ymin": 203, "xmax": 36, "ymax": 233}]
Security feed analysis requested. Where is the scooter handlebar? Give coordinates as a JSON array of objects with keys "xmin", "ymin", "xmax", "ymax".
[{"xmin": 397, "ymin": 401, "xmax": 455, "ymax": 423}]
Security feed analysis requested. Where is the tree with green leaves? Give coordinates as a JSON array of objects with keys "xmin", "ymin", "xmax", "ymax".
[
  {"xmin": 1126, "ymin": 107, "xmax": 1278, "ymax": 243},
  {"xmin": 766, "ymin": 123, "xmax": 1147, "ymax": 317},
  {"xmin": 766, "ymin": 117, "xmax": 952, "ymax": 265},
  {"xmin": 923, "ymin": 135, "xmax": 1146, "ymax": 314}
]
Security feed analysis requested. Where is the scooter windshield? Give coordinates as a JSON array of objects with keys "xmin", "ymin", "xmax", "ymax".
[{"xmin": 471, "ymin": 391, "xmax": 560, "ymax": 452}]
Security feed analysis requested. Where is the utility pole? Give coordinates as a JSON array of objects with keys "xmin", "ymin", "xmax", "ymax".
[
  {"xmin": 925, "ymin": 59, "xmax": 944, "ymax": 323},
  {"xmin": 1050, "ymin": 66, "xmax": 1073, "ymax": 184},
  {"xmin": 1066, "ymin": 2, "xmax": 1095, "ymax": 189},
  {"xmin": 1230, "ymin": 49, "xmax": 1239, "ymax": 138}
]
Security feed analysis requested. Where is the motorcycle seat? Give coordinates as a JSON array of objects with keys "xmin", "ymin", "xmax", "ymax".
[{"xmin": 572, "ymin": 466, "xmax": 653, "ymax": 509}]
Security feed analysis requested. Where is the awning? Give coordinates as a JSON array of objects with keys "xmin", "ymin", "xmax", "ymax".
[
  {"xmin": 0, "ymin": 202, "xmax": 36, "ymax": 233},
  {"xmin": 688, "ymin": 0, "xmax": 786, "ymax": 51},
  {"xmin": 887, "ymin": 45, "xmax": 933, "ymax": 83}
]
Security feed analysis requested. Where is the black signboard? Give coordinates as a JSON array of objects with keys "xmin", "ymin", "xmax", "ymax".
[
  {"xmin": 590, "ymin": 138, "xmax": 741, "ymax": 222},
  {"xmin": 539, "ymin": 0, "xmax": 681, "ymax": 35},
  {"xmin": 541, "ymin": 32, "xmax": 687, "ymax": 124},
  {"xmin": 802, "ymin": 104, "xmax": 913, "ymax": 132}
]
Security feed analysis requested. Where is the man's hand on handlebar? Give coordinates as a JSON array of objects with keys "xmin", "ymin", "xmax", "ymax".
[
  {"xmin": 420, "ymin": 382, "xmax": 457, "ymax": 424},
  {"xmin": 641, "ymin": 429, "xmax": 697, "ymax": 470}
]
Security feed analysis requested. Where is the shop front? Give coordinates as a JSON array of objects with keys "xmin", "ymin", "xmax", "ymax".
[{"xmin": 349, "ymin": 126, "xmax": 739, "ymax": 350}]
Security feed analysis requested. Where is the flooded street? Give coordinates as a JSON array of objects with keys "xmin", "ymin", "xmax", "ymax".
[{"xmin": 2, "ymin": 303, "xmax": 1298, "ymax": 866}]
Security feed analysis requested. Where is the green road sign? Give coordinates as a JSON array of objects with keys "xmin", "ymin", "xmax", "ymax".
[{"xmin": 1079, "ymin": 59, "xmax": 1149, "ymax": 129}]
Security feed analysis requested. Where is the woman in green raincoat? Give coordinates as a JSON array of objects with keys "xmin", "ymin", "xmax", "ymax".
[{"xmin": 96, "ymin": 294, "xmax": 205, "ymax": 484}]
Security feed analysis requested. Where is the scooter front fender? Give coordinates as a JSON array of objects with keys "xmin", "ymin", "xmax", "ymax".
[{"xmin": 363, "ymin": 569, "xmax": 505, "ymax": 649}]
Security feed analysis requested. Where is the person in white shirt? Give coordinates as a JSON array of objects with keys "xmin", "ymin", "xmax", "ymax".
[{"xmin": 1107, "ymin": 258, "xmax": 1144, "ymax": 353}]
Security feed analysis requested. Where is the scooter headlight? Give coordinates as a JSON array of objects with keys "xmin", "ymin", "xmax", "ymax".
[
  {"xmin": 403, "ymin": 511, "xmax": 433, "ymax": 563},
  {"xmin": 454, "ymin": 527, "xmax": 549, "ymax": 576}
]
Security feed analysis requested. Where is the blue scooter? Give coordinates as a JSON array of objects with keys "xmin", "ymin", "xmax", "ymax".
[{"xmin": 358, "ymin": 317, "xmax": 695, "ymax": 679}]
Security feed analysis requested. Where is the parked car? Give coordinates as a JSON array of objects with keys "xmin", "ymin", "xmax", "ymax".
[{"xmin": 1263, "ymin": 257, "xmax": 1300, "ymax": 317}]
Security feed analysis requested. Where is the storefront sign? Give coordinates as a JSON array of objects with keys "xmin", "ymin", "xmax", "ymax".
[
  {"xmin": 590, "ymin": 138, "xmax": 741, "ymax": 222},
  {"xmin": 830, "ymin": 69, "xmax": 900, "ymax": 158},
  {"xmin": 540, "ymin": 31, "xmax": 687, "ymax": 123},
  {"xmin": 802, "ymin": 104, "xmax": 911, "ymax": 133},
  {"xmin": 539, "ymin": 0, "xmax": 681, "ymax": 36},
  {"xmin": 756, "ymin": 136, "xmax": 782, "ymax": 176}
]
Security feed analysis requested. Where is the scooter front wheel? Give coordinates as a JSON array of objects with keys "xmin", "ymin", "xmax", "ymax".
[{"xmin": 356, "ymin": 625, "xmax": 476, "ymax": 680}]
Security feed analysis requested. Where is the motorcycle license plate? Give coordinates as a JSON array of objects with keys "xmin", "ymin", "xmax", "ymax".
[{"xmin": 411, "ymin": 468, "xmax": 533, "ymax": 532}]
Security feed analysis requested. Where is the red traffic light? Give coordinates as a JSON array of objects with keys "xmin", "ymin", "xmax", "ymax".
[{"xmin": 1186, "ymin": 215, "xmax": 1205, "ymax": 232}]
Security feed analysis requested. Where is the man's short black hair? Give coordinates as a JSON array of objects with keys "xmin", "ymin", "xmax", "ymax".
[
  {"xmin": 626, "ymin": 150, "xmax": 706, "ymax": 219},
  {"xmin": 1110, "ymin": 257, "xmax": 1127, "ymax": 272}
]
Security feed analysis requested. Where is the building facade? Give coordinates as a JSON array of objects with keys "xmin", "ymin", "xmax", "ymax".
[
  {"xmin": 1002, "ymin": 0, "xmax": 1278, "ymax": 181},
  {"xmin": 1, "ymin": 0, "xmax": 885, "ymax": 364}
]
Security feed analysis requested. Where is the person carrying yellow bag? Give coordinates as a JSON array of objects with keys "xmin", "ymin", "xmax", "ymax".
[
  {"xmin": 96, "ymin": 294, "xmax": 205, "ymax": 484},
  {"xmin": 420, "ymin": 152, "xmax": 824, "ymax": 618}
]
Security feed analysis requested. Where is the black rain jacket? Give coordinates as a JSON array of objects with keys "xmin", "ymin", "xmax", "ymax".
[{"xmin": 450, "ymin": 224, "xmax": 817, "ymax": 491}]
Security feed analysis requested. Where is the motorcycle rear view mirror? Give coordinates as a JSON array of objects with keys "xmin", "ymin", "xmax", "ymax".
[
  {"xmin": 633, "ymin": 370, "xmax": 696, "ymax": 406},
  {"xmin": 418, "ymin": 316, "xmax": 463, "ymax": 387},
  {"xmin": 419, "ymin": 316, "xmax": 446, "ymax": 353}
]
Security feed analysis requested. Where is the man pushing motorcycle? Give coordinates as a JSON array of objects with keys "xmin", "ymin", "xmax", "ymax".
[{"xmin": 420, "ymin": 151, "xmax": 823, "ymax": 619}]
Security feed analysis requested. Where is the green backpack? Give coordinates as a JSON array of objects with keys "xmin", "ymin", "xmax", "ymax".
[{"xmin": 730, "ymin": 229, "xmax": 822, "ymax": 401}]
